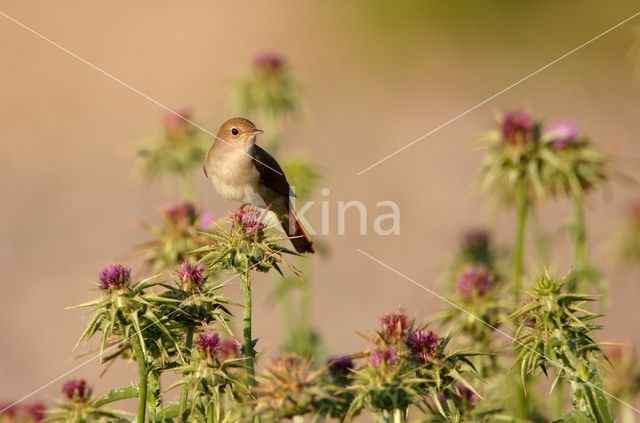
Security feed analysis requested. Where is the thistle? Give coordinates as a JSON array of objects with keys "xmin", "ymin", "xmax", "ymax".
[
  {"xmin": 254, "ymin": 354, "xmax": 328, "ymax": 419},
  {"xmin": 229, "ymin": 51, "xmax": 301, "ymax": 151},
  {"xmin": 511, "ymin": 274, "xmax": 613, "ymax": 422},
  {"xmin": 197, "ymin": 205, "xmax": 299, "ymax": 393},
  {"xmin": 345, "ymin": 311, "xmax": 480, "ymax": 422},
  {"xmin": 43, "ymin": 380, "xmax": 128, "ymax": 422},
  {"xmin": 476, "ymin": 109, "xmax": 543, "ymax": 302},
  {"xmin": 137, "ymin": 108, "xmax": 209, "ymax": 200},
  {"xmin": 136, "ymin": 202, "xmax": 214, "ymax": 272}
]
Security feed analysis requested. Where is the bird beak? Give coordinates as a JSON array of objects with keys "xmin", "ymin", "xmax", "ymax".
[{"xmin": 249, "ymin": 129, "xmax": 264, "ymax": 136}]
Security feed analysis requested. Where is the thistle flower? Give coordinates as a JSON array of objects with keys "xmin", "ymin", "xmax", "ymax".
[
  {"xmin": 456, "ymin": 265, "xmax": 494, "ymax": 300},
  {"xmin": 98, "ymin": 264, "xmax": 131, "ymax": 290},
  {"xmin": 24, "ymin": 402, "xmax": 46, "ymax": 422},
  {"xmin": 164, "ymin": 202, "xmax": 198, "ymax": 226},
  {"xmin": 219, "ymin": 336, "xmax": 242, "ymax": 360},
  {"xmin": 61, "ymin": 379, "xmax": 89, "ymax": 402},
  {"xmin": 196, "ymin": 332, "xmax": 221, "ymax": 360},
  {"xmin": 378, "ymin": 309, "xmax": 410, "ymax": 344},
  {"xmin": 229, "ymin": 205, "xmax": 267, "ymax": 236},
  {"xmin": 0, "ymin": 401, "xmax": 17, "ymax": 417},
  {"xmin": 500, "ymin": 110, "xmax": 534, "ymax": 144},
  {"xmin": 176, "ymin": 261, "xmax": 205, "ymax": 291},
  {"xmin": 546, "ymin": 120, "xmax": 578, "ymax": 150},
  {"xmin": 456, "ymin": 384, "xmax": 477, "ymax": 408},
  {"xmin": 162, "ymin": 107, "xmax": 193, "ymax": 135},
  {"xmin": 253, "ymin": 51, "xmax": 285, "ymax": 71},
  {"xmin": 461, "ymin": 229, "xmax": 490, "ymax": 254},
  {"xmin": 405, "ymin": 329, "xmax": 439, "ymax": 362},
  {"xmin": 327, "ymin": 356, "xmax": 355, "ymax": 380},
  {"xmin": 369, "ymin": 348, "xmax": 398, "ymax": 369}
]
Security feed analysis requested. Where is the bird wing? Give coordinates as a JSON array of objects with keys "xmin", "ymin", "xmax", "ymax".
[{"xmin": 251, "ymin": 145, "xmax": 294, "ymax": 198}]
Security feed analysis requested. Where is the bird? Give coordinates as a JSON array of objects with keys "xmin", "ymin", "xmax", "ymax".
[{"xmin": 203, "ymin": 117, "xmax": 314, "ymax": 254}]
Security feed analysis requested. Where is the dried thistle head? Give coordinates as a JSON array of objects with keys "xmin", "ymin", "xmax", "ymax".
[{"xmin": 255, "ymin": 354, "xmax": 325, "ymax": 419}]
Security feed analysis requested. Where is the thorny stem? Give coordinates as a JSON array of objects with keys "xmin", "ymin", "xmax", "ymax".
[
  {"xmin": 179, "ymin": 325, "xmax": 194, "ymax": 421},
  {"xmin": 131, "ymin": 336, "xmax": 148, "ymax": 423},
  {"xmin": 241, "ymin": 271, "xmax": 256, "ymax": 386},
  {"xmin": 513, "ymin": 178, "xmax": 528, "ymax": 304}
]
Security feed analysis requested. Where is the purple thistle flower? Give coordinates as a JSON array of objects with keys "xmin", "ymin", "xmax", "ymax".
[
  {"xmin": 547, "ymin": 121, "xmax": 578, "ymax": 150},
  {"xmin": 163, "ymin": 202, "xmax": 198, "ymax": 225},
  {"xmin": 219, "ymin": 337, "xmax": 242, "ymax": 360},
  {"xmin": 461, "ymin": 228, "xmax": 490, "ymax": 252},
  {"xmin": 379, "ymin": 309, "xmax": 410, "ymax": 344},
  {"xmin": 252, "ymin": 50, "xmax": 285, "ymax": 71},
  {"xmin": 626, "ymin": 199, "xmax": 640, "ymax": 224},
  {"xmin": 229, "ymin": 205, "xmax": 267, "ymax": 236},
  {"xmin": 98, "ymin": 264, "xmax": 131, "ymax": 290},
  {"xmin": 196, "ymin": 332, "xmax": 221, "ymax": 360},
  {"xmin": 369, "ymin": 348, "xmax": 397, "ymax": 369},
  {"xmin": 176, "ymin": 261, "xmax": 206, "ymax": 290},
  {"xmin": 500, "ymin": 110, "xmax": 533, "ymax": 144},
  {"xmin": 0, "ymin": 401, "xmax": 18, "ymax": 417},
  {"xmin": 457, "ymin": 384, "xmax": 477, "ymax": 407},
  {"xmin": 406, "ymin": 329, "xmax": 439, "ymax": 362},
  {"xmin": 162, "ymin": 107, "xmax": 193, "ymax": 133},
  {"xmin": 25, "ymin": 402, "xmax": 46, "ymax": 422},
  {"xmin": 198, "ymin": 209, "xmax": 215, "ymax": 231},
  {"xmin": 62, "ymin": 379, "xmax": 89, "ymax": 401},
  {"xmin": 326, "ymin": 355, "xmax": 355, "ymax": 379},
  {"xmin": 457, "ymin": 265, "xmax": 494, "ymax": 300}
]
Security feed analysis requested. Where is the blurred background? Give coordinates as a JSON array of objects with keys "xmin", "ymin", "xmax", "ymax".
[{"xmin": 1, "ymin": 0, "xmax": 640, "ymax": 409}]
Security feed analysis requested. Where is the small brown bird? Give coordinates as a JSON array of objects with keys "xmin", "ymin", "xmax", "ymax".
[{"xmin": 204, "ymin": 117, "xmax": 314, "ymax": 254}]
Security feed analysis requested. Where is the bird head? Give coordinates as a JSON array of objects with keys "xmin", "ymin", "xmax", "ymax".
[{"xmin": 216, "ymin": 117, "xmax": 263, "ymax": 145}]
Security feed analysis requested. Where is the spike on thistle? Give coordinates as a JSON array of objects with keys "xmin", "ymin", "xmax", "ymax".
[{"xmin": 98, "ymin": 264, "xmax": 131, "ymax": 290}]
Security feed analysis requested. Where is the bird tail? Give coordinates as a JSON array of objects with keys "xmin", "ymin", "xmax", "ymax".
[{"xmin": 280, "ymin": 208, "xmax": 315, "ymax": 254}]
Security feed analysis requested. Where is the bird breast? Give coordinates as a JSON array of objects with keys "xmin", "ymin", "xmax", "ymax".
[{"xmin": 205, "ymin": 145, "xmax": 263, "ymax": 204}]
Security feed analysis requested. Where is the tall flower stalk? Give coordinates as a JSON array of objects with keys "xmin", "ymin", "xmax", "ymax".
[{"xmin": 197, "ymin": 205, "xmax": 299, "ymax": 389}]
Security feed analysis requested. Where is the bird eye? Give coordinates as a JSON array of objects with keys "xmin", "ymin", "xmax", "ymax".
[{"xmin": 231, "ymin": 128, "xmax": 239, "ymax": 136}]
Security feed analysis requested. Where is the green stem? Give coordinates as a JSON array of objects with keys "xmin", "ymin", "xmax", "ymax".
[
  {"xmin": 178, "ymin": 172, "xmax": 193, "ymax": 202},
  {"xmin": 131, "ymin": 336, "xmax": 148, "ymax": 423},
  {"xmin": 571, "ymin": 192, "xmax": 587, "ymax": 292},
  {"xmin": 513, "ymin": 178, "xmax": 529, "ymax": 304},
  {"xmin": 241, "ymin": 271, "xmax": 256, "ymax": 386},
  {"xmin": 179, "ymin": 325, "xmax": 194, "ymax": 421}
]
